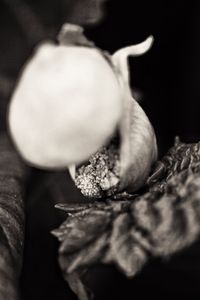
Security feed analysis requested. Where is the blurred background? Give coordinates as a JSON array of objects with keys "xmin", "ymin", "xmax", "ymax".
[{"xmin": 1, "ymin": 0, "xmax": 200, "ymax": 299}]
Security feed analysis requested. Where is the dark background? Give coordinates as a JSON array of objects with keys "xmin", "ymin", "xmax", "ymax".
[{"xmin": 1, "ymin": 0, "xmax": 200, "ymax": 299}]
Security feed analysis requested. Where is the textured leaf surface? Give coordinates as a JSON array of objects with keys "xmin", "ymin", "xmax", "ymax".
[
  {"xmin": 0, "ymin": 134, "xmax": 27, "ymax": 300},
  {"xmin": 53, "ymin": 139, "xmax": 200, "ymax": 300}
]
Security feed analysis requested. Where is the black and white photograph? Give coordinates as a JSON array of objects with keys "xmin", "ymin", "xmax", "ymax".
[{"xmin": 0, "ymin": 0, "xmax": 200, "ymax": 299}]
